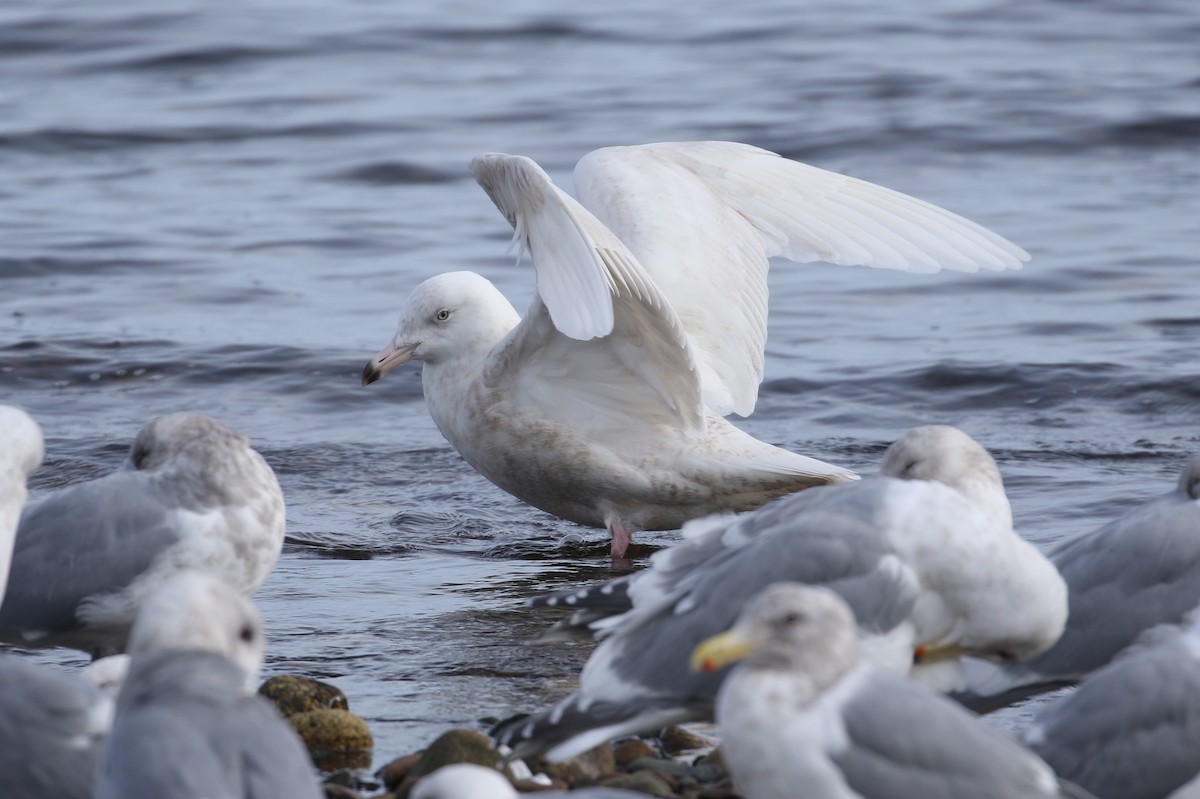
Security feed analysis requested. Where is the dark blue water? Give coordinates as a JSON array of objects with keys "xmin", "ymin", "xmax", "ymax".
[{"xmin": 2, "ymin": 0, "xmax": 1198, "ymax": 766}]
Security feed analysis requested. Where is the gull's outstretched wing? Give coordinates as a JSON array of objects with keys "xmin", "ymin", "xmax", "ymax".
[
  {"xmin": 471, "ymin": 153, "xmax": 705, "ymax": 434},
  {"xmin": 575, "ymin": 141, "xmax": 1029, "ymax": 416}
]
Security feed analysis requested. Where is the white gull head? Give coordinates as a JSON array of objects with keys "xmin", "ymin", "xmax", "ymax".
[
  {"xmin": 363, "ymin": 271, "xmax": 520, "ymax": 382},
  {"xmin": 126, "ymin": 570, "xmax": 266, "ymax": 690}
]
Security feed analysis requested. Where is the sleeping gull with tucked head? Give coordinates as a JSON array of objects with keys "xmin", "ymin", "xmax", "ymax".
[
  {"xmin": 0, "ymin": 406, "xmax": 113, "ymax": 799},
  {"xmin": 95, "ymin": 570, "xmax": 322, "ymax": 799},
  {"xmin": 691, "ymin": 583, "xmax": 1083, "ymax": 799},
  {"xmin": 955, "ymin": 454, "xmax": 1200, "ymax": 712},
  {"xmin": 363, "ymin": 141, "xmax": 1029, "ymax": 558},
  {"xmin": 0, "ymin": 412, "xmax": 286, "ymax": 656},
  {"xmin": 494, "ymin": 425, "xmax": 1066, "ymax": 761}
]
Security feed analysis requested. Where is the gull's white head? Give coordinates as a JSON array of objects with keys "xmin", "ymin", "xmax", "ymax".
[
  {"xmin": 126, "ymin": 570, "xmax": 266, "ymax": 689},
  {"xmin": 691, "ymin": 583, "xmax": 859, "ymax": 694},
  {"xmin": 362, "ymin": 271, "xmax": 520, "ymax": 384},
  {"xmin": 411, "ymin": 763, "xmax": 517, "ymax": 799},
  {"xmin": 1, "ymin": 406, "xmax": 44, "ymax": 597},
  {"xmin": 881, "ymin": 425, "xmax": 1012, "ymax": 529}
]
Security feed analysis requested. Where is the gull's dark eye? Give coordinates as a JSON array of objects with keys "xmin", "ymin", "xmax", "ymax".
[
  {"xmin": 239, "ymin": 625, "xmax": 255, "ymax": 643},
  {"xmin": 780, "ymin": 611, "xmax": 803, "ymax": 626},
  {"xmin": 995, "ymin": 648, "xmax": 1016, "ymax": 663},
  {"xmin": 435, "ymin": 309, "xmax": 451, "ymax": 322}
]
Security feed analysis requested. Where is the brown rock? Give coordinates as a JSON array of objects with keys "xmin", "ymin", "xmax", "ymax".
[
  {"xmin": 395, "ymin": 729, "xmax": 504, "ymax": 797},
  {"xmin": 613, "ymin": 739, "xmax": 657, "ymax": 768},
  {"xmin": 377, "ymin": 752, "xmax": 423, "ymax": 792},
  {"xmin": 660, "ymin": 725, "xmax": 712, "ymax": 755},
  {"xmin": 289, "ymin": 709, "xmax": 374, "ymax": 772},
  {"xmin": 323, "ymin": 785, "xmax": 362, "ymax": 799},
  {"xmin": 259, "ymin": 675, "xmax": 350, "ymax": 716},
  {"xmin": 533, "ymin": 743, "xmax": 616, "ymax": 786}
]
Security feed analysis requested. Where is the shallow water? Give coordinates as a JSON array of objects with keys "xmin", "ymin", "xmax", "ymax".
[{"xmin": 1, "ymin": 0, "xmax": 1198, "ymax": 767}]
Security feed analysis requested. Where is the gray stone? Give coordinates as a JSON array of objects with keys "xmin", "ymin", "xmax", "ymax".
[
  {"xmin": 626, "ymin": 757, "xmax": 691, "ymax": 779},
  {"xmin": 598, "ymin": 771, "xmax": 675, "ymax": 797}
]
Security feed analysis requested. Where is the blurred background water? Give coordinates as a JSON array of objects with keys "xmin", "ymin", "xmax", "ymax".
[{"xmin": 1, "ymin": 0, "xmax": 1198, "ymax": 768}]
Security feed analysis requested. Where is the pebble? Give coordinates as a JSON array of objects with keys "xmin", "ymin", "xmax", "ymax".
[
  {"xmin": 613, "ymin": 739, "xmax": 658, "ymax": 768},
  {"xmin": 376, "ymin": 752, "xmax": 422, "ymax": 792},
  {"xmin": 626, "ymin": 757, "xmax": 690, "ymax": 780},
  {"xmin": 533, "ymin": 743, "xmax": 616, "ymax": 785},
  {"xmin": 598, "ymin": 770, "xmax": 676, "ymax": 796},
  {"xmin": 659, "ymin": 726, "xmax": 713, "ymax": 755}
]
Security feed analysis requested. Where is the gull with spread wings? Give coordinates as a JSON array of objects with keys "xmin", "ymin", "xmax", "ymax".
[{"xmin": 363, "ymin": 141, "xmax": 1028, "ymax": 558}]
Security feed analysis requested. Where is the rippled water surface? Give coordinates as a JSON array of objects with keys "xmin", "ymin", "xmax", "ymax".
[{"xmin": 2, "ymin": 0, "xmax": 1198, "ymax": 766}]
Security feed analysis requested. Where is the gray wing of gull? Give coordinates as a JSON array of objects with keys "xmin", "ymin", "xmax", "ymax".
[
  {"xmin": 0, "ymin": 471, "xmax": 186, "ymax": 639},
  {"xmin": 835, "ymin": 672, "xmax": 1070, "ymax": 799},
  {"xmin": 0, "ymin": 656, "xmax": 108, "ymax": 799},
  {"xmin": 1026, "ymin": 635, "xmax": 1200, "ymax": 799},
  {"xmin": 498, "ymin": 490, "xmax": 919, "ymax": 758},
  {"xmin": 954, "ymin": 487, "xmax": 1200, "ymax": 711},
  {"xmin": 533, "ymin": 480, "xmax": 869, "ymax": 640}
]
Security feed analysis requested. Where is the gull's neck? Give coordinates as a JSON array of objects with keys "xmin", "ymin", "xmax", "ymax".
[{"xmin": 420, "ymin": 327, "xmax": 511, "ymax": 448}]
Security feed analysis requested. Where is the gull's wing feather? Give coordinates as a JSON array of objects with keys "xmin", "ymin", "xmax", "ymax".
[
  {"xmin": 0, "ymin": 475, "xmax": 185, "ymax": 639},
  {"xmin": 835, "ymin": 673, "xmax": 1064, "ymax": 799},
  {"xmin": 472, "ymin": 153, "xmax": 705, "ymax": 433},
  {"xmin": 575, "ymin": 141, "xmax": 1029, "ymax": 416},
  {"xmin": 496, "ymin": 489, "xmax": 923, "ymax": 761},
  {"xmin": 532, "ymin": 480, "xmax": 890, "ymax": 642},
  {"xmin": 1025, "ymin": 635, "xmax": 1200, "ymax": 799},
  {"xmin": 0, "ymin": 657, "xmax": 108, "ymax": 799},
  {"xmin": 472, "ymin": 154, "xmax": 615, "ymax": 341}
]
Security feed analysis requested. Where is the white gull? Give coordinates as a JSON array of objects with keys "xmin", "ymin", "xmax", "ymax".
[{"xmin": 363, "ymin": 141, "xmax": 1029, "ymax": 558}]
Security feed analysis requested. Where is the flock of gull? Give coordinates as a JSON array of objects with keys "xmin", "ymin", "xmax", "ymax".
[{"xmin": 2, "ymin": 142, "xmax": 1199, "ymax": 799}]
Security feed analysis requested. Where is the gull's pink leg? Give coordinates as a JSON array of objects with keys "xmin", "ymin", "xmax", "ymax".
[{"xmin": 608, "ymin": 517, "xmax": 632, "ymax": 560}]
